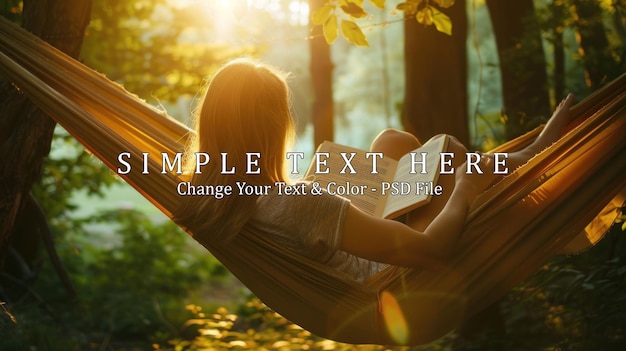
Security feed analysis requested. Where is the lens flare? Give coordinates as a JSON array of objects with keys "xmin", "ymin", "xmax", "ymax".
[{"xmin": 380, "ymin": 290, "xmax": 408, "ymax": 345}]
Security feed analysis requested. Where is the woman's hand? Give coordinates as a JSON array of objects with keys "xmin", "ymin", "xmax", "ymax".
[{"xmin": 454, "ymin": 154, "xmax": 498, "ymax": 203}]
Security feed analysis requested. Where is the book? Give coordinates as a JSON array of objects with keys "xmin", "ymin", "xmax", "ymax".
[{"xmin": 304, "ymin": 134, "xmax": 449, "ymax": 219}]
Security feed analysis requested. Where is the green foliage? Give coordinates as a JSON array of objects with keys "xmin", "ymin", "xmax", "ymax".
[
  {"xmin": 341, "ymin": 19, "xmax": 370, "ymax": 46},
  {"xmin": 398, "ymin": 0, "xmax": 453, "ymax": 35},
  {"xmin": 312, "ymin": 0, "xmax": 455, "ymax": 46},
  {"xmin": 506, "ymin": 225, "xmax": 626, "ymax": 350},
  {"xmin": 450, "ymin": 223, "xmax": 626, "ymax": 350},
  {"xmin": 33, "ymin": 129, "xmax": 118, "ymax": 220},
  {"xmin": 160, "ymin": 298, "xmax": 454, "ymax": 351},
  {"xmin": 81, "ymin": 0, "xmax": 255, "ymax": 104},
  {"xmin": 65, "ymin": 209, "xmax": 226, "ymax": 336},
  {"xmin": 534, "ymin": 0, "xmax": 624, "ymax": 91},
  {"xmin": 1, "ymin": 205, "xmax": 228, "ymax": 350},
  {"xmin": 0, "ymin": 0, "xmax": 21, "ymax": 24},
  {"xmin": 2, "ymin": 128, "xmax": 227, "ymax": 350}
]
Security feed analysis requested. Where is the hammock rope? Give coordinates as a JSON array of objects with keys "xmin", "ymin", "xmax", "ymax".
[{"xmin": 1, "ymin": 16, "xmax": 625, "ymax": 345}]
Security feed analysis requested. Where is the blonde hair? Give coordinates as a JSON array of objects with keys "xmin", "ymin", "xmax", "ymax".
[{"xmin": 174, "ymin": 58, "xmax": 295, "ymax": 240}]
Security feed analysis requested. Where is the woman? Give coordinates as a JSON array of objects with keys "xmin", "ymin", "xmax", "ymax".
[{"xmin": 175, "ymin": 58, "xmax": 574, "ymax": 283}]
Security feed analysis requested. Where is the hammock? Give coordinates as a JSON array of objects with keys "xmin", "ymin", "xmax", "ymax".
[{"xmin": 1, "ymin": 16, "xmax": 625, "ymax": 345}]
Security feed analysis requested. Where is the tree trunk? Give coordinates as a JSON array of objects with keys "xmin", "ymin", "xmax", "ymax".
[
  {"xmin": 486, "ymin": 0, "xmax": 551, "ymax": 140},
  {"xmin": 0, "ymin": 0, "xmax": 92, "ymax": 269},
  {"xmin": 309, "ymin": 0, "xmax": 334, "ymax": 146},
  {"xmin": 549, "ymin": 0, "xmax": 567, "ymax": 102},
  {"xmin": 553, "ymin": 28, "xmax": 566, "ymax": 102},
  {"xmin": 571, "ymin": 0, "xmax": 616, "ymax": 89},
  {"xmin": 402, "ymin": 0, "xmax": 469, "ymax": 146}
]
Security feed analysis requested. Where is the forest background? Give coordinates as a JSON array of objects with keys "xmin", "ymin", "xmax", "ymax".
[{"xmin": 0, "ymin": 0, "xmax": 625, "ymax": 350}]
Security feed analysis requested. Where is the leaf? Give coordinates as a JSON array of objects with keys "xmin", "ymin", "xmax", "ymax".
[
  {"xmin": 323, "ymin": 14, "xmax": 339, "ymax": 44},
  {"xmin": 341, "ymin": 20, "xmax": 369, "ymax": 46},
  {"xmin": 396, "ymin": 1, "xmax": 419, "ymax": 14},
  {"xmin": 582, "ymin": 282, "xmax": 595, "ymax": 290},
  {"xmin": 433, "ymin": 0, "xmax": 455, "ymax": 8},
  {"xmin": 340, "ymin": 0, "xmax": 364, "ymax": 6},
  {"xmin": 311, "ymin": 4, "xmax": 333, "ymax": 25},
  {"xmin": 430, "ymin": 6, "xmax": 452, "ymax": 35},
  {"xmin": 369, "ymin": 0, "xmax": 386, "ymax": 9},
  {"xmin": 340, "ymin": 0, "xmax": 368, "ymax": 18},
  {"xmin": 415, "ymin": 8, "xmax": 432, "ymax": 25}
]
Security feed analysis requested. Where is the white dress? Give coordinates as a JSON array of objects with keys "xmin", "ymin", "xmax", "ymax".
[{"xmin": 250, "ymin": 184, "xmax": 388, "ymax": 282}]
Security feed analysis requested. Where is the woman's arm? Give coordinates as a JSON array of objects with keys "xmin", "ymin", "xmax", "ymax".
[
  {"xmin": 339, "ymin": 157, "xmax": 495, "ymax": 268},
  {"xmin": 340, "ymin": 95, "xmax": 574, "ymax": 269}
]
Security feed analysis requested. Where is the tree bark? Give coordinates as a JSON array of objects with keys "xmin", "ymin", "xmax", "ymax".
[
  {"xmin": 549, "ymin": 0, "xmax": 567, "ymax": 102},
  {"xmin": 309, "ymin": 0, "xmax": 334, "ymax": 146},
  {"xmin": 571, "ymin": 0, "xmax": 616, "ymax": 89},
  {"xmin": 402, "ymin": 0, "xmax": 469, "ymax": 146},
  {"xmin": 553, "ymin": 28, "xmax": 566, "ymax": 102},
  {"xmin": 0, "ymin": 0, "xmax": 92, "ymax": 269},
  {"xmin": 486, "ymin": 0, "xmax": 551, "ymax": 140}
]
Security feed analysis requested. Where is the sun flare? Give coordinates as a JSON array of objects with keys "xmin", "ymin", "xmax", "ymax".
[{"xmin": 169, "ymin": 0, "xmax": 309, "ymax": 43}]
